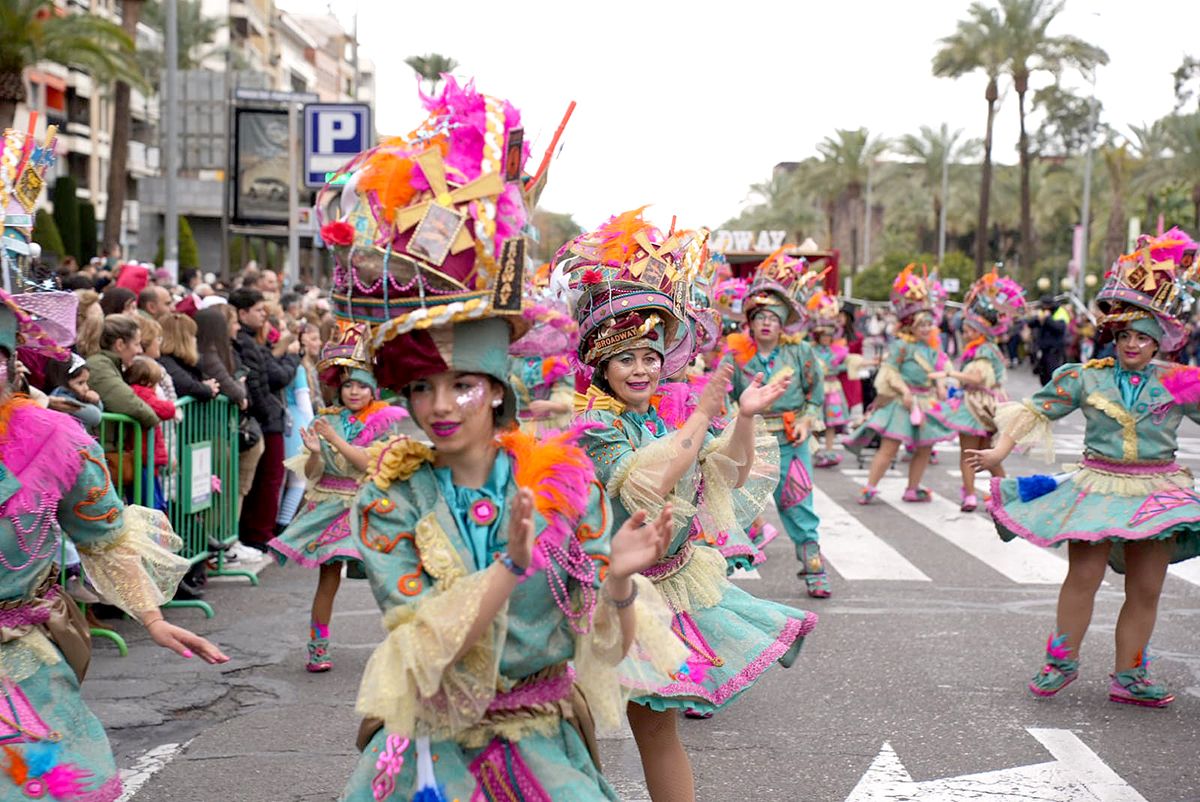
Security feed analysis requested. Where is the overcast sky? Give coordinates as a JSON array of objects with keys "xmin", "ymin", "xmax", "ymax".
[{"xmin": 279, "ymin": 0, "xmax": 1198, "ymax": 236}]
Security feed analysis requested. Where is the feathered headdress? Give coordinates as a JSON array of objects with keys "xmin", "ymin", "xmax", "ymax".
[
  {"xmin": 805, "ymin": 289, "xmax": 841, "ymax": 333},
  {"xmin": 742, "ymin": 247, "xmax": 827, "ymax": 328},
  {"xmin": 963, "ymin": 270, "xmax": 1026, "ymax": 339},
  {"xmin": 890, "ymin": 263, "xmax": 934, "ymax": 322},
  {"xmin": 1096, "ymin": 227, "xmax": 1200, "ymax": 352},
  {"xmin": 554, "ymin": 208, "xmax": 700, "ymax": 375}
]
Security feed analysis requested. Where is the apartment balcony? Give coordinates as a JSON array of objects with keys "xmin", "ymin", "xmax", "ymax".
[{"xmin": 128, "ymin": 141, "xmax": 161, "ymax": 177}]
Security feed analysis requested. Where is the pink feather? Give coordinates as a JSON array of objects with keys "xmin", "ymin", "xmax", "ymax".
[
  {"xmin": 1161, "ymin": 365, "xmax": 1200, "ymax": 405},
  {"xmin": 42, "ymin": 763, "xmax": 92, "ymax": 798},
  {"xmin": 352, "ymin": 405, "xmax": 409, "ymax": 447},
  {"xmin": 0, "ymin": 404, "xmax": 91, "ymax": 518},
  {"xmin": 654, "ymin": 381, "xmax": 692, "ymax": 429},
  {"xmin": 1046, "ymin": 633, "xmax": 1071, "ymax": 661}
]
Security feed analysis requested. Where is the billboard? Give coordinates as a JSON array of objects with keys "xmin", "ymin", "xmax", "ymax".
[{"xmin": 233, "ymin": 108, "xmax": 290, "ymax": 224}]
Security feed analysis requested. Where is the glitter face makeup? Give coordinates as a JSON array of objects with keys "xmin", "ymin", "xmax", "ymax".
[
  {"xmin": 604, "ymin": 347, "xmax": 662, "ymax": 414},
  {"xmin": 407, "ymin": 372, "xmax": 504, "ymax": 458},
  {"xmin": 454, "ymin": 382, "xmax": 487, "ymax": 411}
]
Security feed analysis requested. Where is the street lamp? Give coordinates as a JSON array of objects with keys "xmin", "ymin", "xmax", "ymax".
[{"xmin": 1037, "ymin": 276, "xmax": 1051, "ymax": 291}]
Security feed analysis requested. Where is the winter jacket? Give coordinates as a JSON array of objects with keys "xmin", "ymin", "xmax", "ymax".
[
  {"xmin": 130, "ymin": 385, "xmax": 175, "ymax": 467},
  {"xmin": 234, "ymin": 328, "xmax": 298, "ymax": 434},
  {"xmin": 85, "ymin": 350, "xmax": 158, "ymax": 430},
  {"xmin": 48, "ymin": 387, "xmax": 104, "ymax": 433},
  {"xmin": 159, "ymin": 354, "xmax": 216, "ymax": 401},
  {"xmin": 198, "ymin": 349, "xmax": 247, "ymax": 407}
]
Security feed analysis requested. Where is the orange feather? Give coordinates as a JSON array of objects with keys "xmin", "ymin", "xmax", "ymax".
[
  {"xmin": 2, "ymin": 746, "xmax": 28, "ymax": 786},
  {"xmin": 725, "ymin": 332, "xmax": 757, "ymax": 366}
]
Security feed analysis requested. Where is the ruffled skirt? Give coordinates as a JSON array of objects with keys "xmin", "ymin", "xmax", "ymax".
[
  {"xmin": 843, "ymin": 394, "xmax": 956, "ymax": 453},
  {"xmin": 928, "ymin": 388, "xmax": 1005, "ymax": 437},
  {"xmin": 623, "ymin": 544, "xmax": 816, "ymax": 714},
  {"xmin": 823, "ymin": 379, "xmax": 848, "ymax": 428},
  {"xmin": 343, "ymin": 723, "xmax": 617, "ymax": 802},
  {"xmin": 988, "ymin": 455, "xmax": 1200, "ymax": 572},
  {"xmin": 268, "ymin": 496, "xmax": 362, "ymax": 568}
]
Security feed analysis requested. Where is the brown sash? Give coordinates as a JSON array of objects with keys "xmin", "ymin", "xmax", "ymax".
[{"xmin": 0, "ymin": 574, "xmax": 93, "ymax": 682}]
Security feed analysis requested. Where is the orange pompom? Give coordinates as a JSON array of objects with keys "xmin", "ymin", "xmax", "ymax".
[{"xmin": 725, "ymin": 332, "xmax": 758, "ymax": 366}]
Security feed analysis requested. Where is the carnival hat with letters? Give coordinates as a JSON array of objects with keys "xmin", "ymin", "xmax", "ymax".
[
  {"xmin": 555, "ymin": 208, "xmax": 702, "ymax": 377},
  {"xmin": 962, "ymin": 269, "xmax": 1026, "ymax": 339},
  {"xmin": 890, "ymin": 263, "xmax": 935, "ymax": 323},
  {"xmin": 316, "ymin": 320, "xmax": 377, "ymax": 390},
  {"xmin": 1096, "ymin": 227, "xmax": 1199, "ymax": 352},
  {"xmin": 742, "ymin": 247, "xmax": 809, "ymax": 327}
]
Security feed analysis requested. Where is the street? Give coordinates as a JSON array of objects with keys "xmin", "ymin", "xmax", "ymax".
[{"xmin": 93, "ymin": 367, "xmax": 1200, "ymax": 802}]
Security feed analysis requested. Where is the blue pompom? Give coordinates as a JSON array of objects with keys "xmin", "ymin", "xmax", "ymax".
[
  {"xmin": 947, "ymin": 386, "xmax": 961, "ymax": 400},
  {"xmin": 1018, "ymin": 474, "xmax": 1058, "ymax": 502},
  {"xmin": 411, "ymin": 788, "xmax": 448, "ymax": 802},
  {"xmin": 24, "ymin": 741, "xmax": 61, "ymax": 777}
]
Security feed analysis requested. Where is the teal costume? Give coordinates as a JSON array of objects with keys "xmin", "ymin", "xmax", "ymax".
[
  {"xmin": 267, "ymin": 403, "xmax": 408, "ymax": 568},
  {"xmin": 0, "ymin": 401, "xmax": 187, "ymax": 802},
  {"xmin": 509, "ymin": 355, "xmax": 575, "ymax": 436},
  {"xmin": 844, "ymin": 336, "xmax": 956, "ymax": 452},
  {"xmin": 721, "ymin": 340, "xmax": 824, "ymax": 563},
  {"xmin": 987, "ymin": 360, "xmax": 1200, "ymax": 571},
  {"xmin": 342, "ymin": 435, "xmax": 635, "ymax": 801},
  {"xmin": 580, "ymin": 401, "xmax": 817, "ymax": 714},
  {"xmin": 930, "ymin": 340, "xmax": 1009, "ymax": 437}
]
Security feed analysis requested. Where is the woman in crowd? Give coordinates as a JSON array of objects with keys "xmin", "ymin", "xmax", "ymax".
[
  {"xmin": 929, "ymin": 271, "xmax": 1025, "ymax": 511},
  {"xmin": 85, "ymin": 314, "xmax": 158, "ymax": 433},
  {"xmin": 321, "ymin": 79, "xmax": 681, "ymax": 801},
  {"xmin": 99, "ymin": 285, "xmax": 136, "ymax": 317},
  {"xmin": 563, "ymin": 212, "xmax": 817, "ymax": 801},
  {"xmin": 267, "ymin": 323, "xmax": 408, "ymax": 673},
  {"xmin": 845, "ymin": 265, "xmax": 956, "ymax": 504},
  {"xmin": 160, "ymin": 312, "xmax": 221, "ymax": 402},
  {"xmin": 276, "ymin": 318, "xmax": 322, "ymax": 530},
  {"xmin": 967, "ymin": 229, "xmax": 1200, "ymax": 708},
  {"xmin": 74, "ymin": 289, "xmax": 103, "ymax": 357}
]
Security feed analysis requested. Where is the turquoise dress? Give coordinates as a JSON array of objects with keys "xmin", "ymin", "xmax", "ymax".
[
  {"xmin": 0, "ymin": 400, "xmax": 188, "ymax": 802},
  {"xmin": 342, "ymin": 436, "xmax": 626, "ymax": 801},
  {"xmin": 987, "ymin": 360, "xmax": 1200, "ymax": 571},
  {"xmin": 509, "ymin": 355, "xmax": 575, "ymax": 436},
  {"xmin": 580, "ymin": 401, "xmax": 817, "ymax": 714},
  {"xmin": 268, "ymin": 403, "xmax": 408, "ymax": 568},
  {"xmin": 721, "ymin": 340, "xmax": 824, "ymax": 558},
  {"xmin": 813, "ymin": 343, "xmax": 850, "ymax": 428},
  {"xmin": 844, "ymin": 336, "xmax": 956, "ymax": 452},
  {"xmin": 929, "ymin": 340, "xmax": 1009, "ymax": 437}
]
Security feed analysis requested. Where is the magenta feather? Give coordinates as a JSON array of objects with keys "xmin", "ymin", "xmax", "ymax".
[
  {"xmin": 0, "ymin": 405, "xmax": 91, "ymax": 518},
  {"xmin": 42, "ymin": 763, "xmax": 91, "ymax": 798},
  {"xmin": 1161, "ymin": 365, "xmax": 1200, "ymax": 405},
  {"xmin": 1046, "ymin": 633, "xmax": 1071, "ymax": 661},
  {"xmin": 352, "ymin": 405, "xmax": 409, "ymax": 447}
]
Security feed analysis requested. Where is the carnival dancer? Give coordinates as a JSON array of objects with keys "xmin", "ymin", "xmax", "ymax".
[
  {"xmin": 966, "ymin": 229, "xmax": 1200, "ymax": 708},
  {"xmin": 845, "ymin": 264, "xmax": 956, "ymax": 504},
  {"xmin": 807, "ymin": 289, "xmax": 855, "ymax": 468},
  {"xmin": 508, "ymin": 290, "xmax": 577, "ymax": 437},
  {"xmin": 0, "ymin": 121, "xmax": 227, "ymax": 800},
  {"xmin": 315, "ymin": 79, "xmax": 684, "ymax": 801},
  {"xmin": 561, "ymin": 211, "xmax": 817, "ymax": 801},
  {"xmin": 720, "ymin": 249, "xmax": 830, "ymax": 597},
  {"xmin": 266, "ymin": 322, "xmax": 408, "ymax": 673},
  {"xmin": 928, "ymin": 271, "xmax": 1025, "ymax": 511}
]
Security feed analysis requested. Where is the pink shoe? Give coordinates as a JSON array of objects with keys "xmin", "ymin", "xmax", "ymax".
[
  {"xmin": 902, "ymin": 487, "xmax": 932, "ymax": 503},
  {"xmin": 961, "ymin": 492, "xmax": 978, "ymax": 512},
  {"xmin": 758, "ymin": 523, "xmax": 780, "ymax": 547},
  {"xmin": 858, "ymin": 486, "xmax": 878, "ymax": 505}
]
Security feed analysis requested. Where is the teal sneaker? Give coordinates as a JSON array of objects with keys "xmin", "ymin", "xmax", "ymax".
[
  {"xmin": 1109, "ymin": 667, "xmax": 1174, "ymax": 708},
  {"xmin": 1029, "ymin": 657, "xmax": 1079, "ymax": 697},
  {"xmin": 306, "ymin": 637, "xmax": 332, "ymax": 673}
]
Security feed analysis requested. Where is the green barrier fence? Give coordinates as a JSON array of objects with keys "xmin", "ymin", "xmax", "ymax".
[{"xmin": 164, "ymin": 397, "xmax": 255, "ymax": 587}]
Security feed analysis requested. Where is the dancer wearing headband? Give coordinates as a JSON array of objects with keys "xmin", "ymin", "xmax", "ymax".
[
  {"xmin": 314, "ymin": 81, "xmax": 683, "ymax": 800},
  {"xmin": 721, "ymin": 250, "xmax": 830, "ymax": 597},
  {"xmin": 844, "ymin": 265, "xmax": 956, "ymax": 504},
  {"xmin": 563, "ymin": 212, "xmax": 817, "ymax": 801},
  {"xmin": 266, "ymin": 323, "xmax": 408, "ymax": 673},
  {"xmin": 966, "ymin": 229, "xmax": 1200, "ymax": 708}
]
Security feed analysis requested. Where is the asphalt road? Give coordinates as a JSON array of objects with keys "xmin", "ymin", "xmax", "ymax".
[{"xmin": 92, "ymin": 364, "xmax": 1200, "ymax": 802}]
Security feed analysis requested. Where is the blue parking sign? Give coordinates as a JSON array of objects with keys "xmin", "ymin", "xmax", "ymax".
[{"xmin": 303, "ymin": 103, "xmax": 372, "ymax": 188}]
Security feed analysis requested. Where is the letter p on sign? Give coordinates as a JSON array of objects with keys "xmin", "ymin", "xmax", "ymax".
[{"xmin": 304, "ymin": 103, "xmax": 373, "ymax": 188}]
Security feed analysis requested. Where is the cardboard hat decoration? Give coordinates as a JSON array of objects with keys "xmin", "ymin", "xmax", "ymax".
[
  {"xmin": 742, "ymin": 247, "xmax": 822, "ymax": 328},
  {"xmin": 0, "ymin": 287, "xmax": 72, "ymax": 363},
  {"xmin": 805, "ymin": 289, "xmax": 841, "ymax": 332},
  {"xmin": 316, "ymin": 321, "xmax": 376, "ymax": 389},
  {"xmin": 890, "ymin": 263, "xmax": 935, "ymax": 322},
  {"xmin": 556, "ymin": 208, "xmax": 702, "ymax": 377},
  {"xmin": 963, "ymin": 270, "xmax": 1026, "ymax": 338},
  {"xmin": 508, "ymin": 298, "xmax": 578, "ymax": 360},
  {"xmin": 2, "ymin": 120, "xmax": 58, "ymax": 294},
  {"xmin": 1095, "ymin": 227, "xmax": 1200, "ymax": 351}
]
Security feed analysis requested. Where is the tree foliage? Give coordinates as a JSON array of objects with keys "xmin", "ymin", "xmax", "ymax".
[
  {"xmin": 32, "ymin": 208, "xmax": 64, "ymax": 260},
  {"xmin": 51, "ymin": 176, "xmax": 80, "ymax": 265},
  {"xmin": 404, "ymin": 53, "xmax": 458, "ymax": 94},
  {"xmin": 78, "ymin": 201, "xmax": 98, "ymax": 263}
]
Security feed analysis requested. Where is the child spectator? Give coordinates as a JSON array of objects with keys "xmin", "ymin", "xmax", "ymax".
[
  {"xmin": 49, "ymin": 354, "xmax": 104, "ymax": 434},
  {"xmin": 127, "ymin": 355, "xmax": 177, "ymax": 511}
]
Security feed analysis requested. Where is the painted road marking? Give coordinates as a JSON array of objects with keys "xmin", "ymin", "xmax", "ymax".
[
  {"xmin": 846, "ymin": 727, "xmax": 1148, "ymax": 802},
  {"xmin": 118, "ymin": 742, "xmax": 187, "ymax": 801},
  {"xmin": 1168, "ymin": 559, "xmax": 1200, "ymax": 588},
  {"xmin": 730, "ymin": 566, "xmax": 761, "ymax": 580},
  {"xmin": 812, "ymin": 487, "xmax": 931, "ymax": 582},
  {"xmin": 875, "ymin": 478, "xmax": 1068, "ymax": 585}
]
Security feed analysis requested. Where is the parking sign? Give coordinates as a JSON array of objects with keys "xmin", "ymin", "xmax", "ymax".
[{"xmin": 303, "ymin": 103, "xmax": 372, "ymax": 188}]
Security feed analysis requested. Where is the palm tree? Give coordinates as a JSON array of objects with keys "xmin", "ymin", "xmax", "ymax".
[
  {"xmin": 933, "ymin": 2, "xmax": 1007, "ymax": 278},
  {"xmin": 998, "ymin": 0, "xmax": 1108, "ymax": 283},
  {"xmin": 1101, "ymin": 143, "xmax": 1133, "ymax": 269},
  {"xmin": 1127, "ymin": 119, "xmax": 1174, "ymax": 228},
  {"xmin": 142, "ymin": 0, "xmax": 223, "ymax": 70},
  {"xmin": 1164, "ymin": 113, "xmax": 1200, "ymax": 230},
  {"xmin": 897, "ymin": 124, "xmax": 980, "ymax": 262},
  {"xmin": 725, "ymin": 165, "xmax": 821, "ymax": 243},
  {"xmin": 813, "ymin": 128, "xmax": 889, "ymax": 273},
  {"xmin": 404, "ymin": 53, "xmax": 458, "ymax": 95},
  {"xmin": 0, "ymin": 0, "xmax": 142, "ymax": 127},
  {"xmin": 102, "ymin": 0, "xmax": 145, "ymax": 252}
]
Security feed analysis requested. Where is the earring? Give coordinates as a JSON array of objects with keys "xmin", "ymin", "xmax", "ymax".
[{"xmin": 491, "ymin": 398, "xmax": 503, "ymax": 408}]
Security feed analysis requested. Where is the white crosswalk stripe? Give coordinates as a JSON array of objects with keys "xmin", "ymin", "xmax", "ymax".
[
  {"xmin": 811, "ymin": 487, "xmax": 931, "ymax": 582},
  {"xmin": 873, "ymin": 477, "xmax": 1069, "ymax": 584}
]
